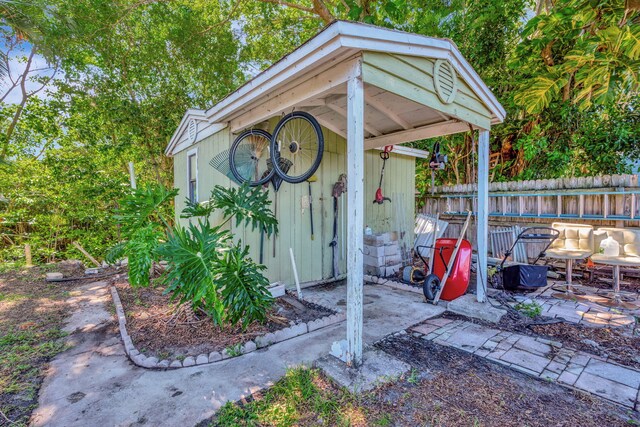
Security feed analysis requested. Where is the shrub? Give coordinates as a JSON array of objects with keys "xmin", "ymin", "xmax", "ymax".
[
  {"xmin": 160, "ymin": 183, "xmax": 277, "ymax": 329},
  {"xmin": 107, "ymin": 184, "xmax": 177, "ymax": 287}
]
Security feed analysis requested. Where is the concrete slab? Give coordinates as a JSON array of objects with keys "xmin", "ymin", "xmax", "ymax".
[
  {"xmin": 304, "ymin": 283, "xmax": 445, "ymax": 342},
  {"xmin": 33, "ymin": 280, "xmax": 441, "ymax": 427},
  {"xmin": 500, "ymin": 348, "xmax": 550, "ymax": 374},
  {"xmin": 316, "ymin": 347, "xmax": 410, "ymax": 393},
  {"xmin": 446, "ymin": 294, "xmax": 506, "ymax": 323},
  {"xmin": 443, "ymin": 323, "xmax": 499, "ymax": 352},
  {"xmin": 583, "ymin": 359, "xmax": 640, "ymax": 389},
  {"xmin": 575, "ymin": 371, "xmax": 638, "ymax": 408}
]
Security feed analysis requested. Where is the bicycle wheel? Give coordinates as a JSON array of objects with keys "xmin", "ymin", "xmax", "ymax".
[
  {"xmin": 270, "ymin": 111, "xmax": 324, "ymax": 183},
  {"xmin": 229, "ymin": 129, "xmax": 274, "ymax": 186}
]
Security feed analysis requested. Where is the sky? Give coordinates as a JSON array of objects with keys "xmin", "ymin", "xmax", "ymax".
[{"xmin": 1, "ymin": 36, "xmax": 59, "ymax": 105}]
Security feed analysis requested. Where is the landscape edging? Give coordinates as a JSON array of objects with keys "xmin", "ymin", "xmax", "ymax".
[{"xmin": 109, "ymin": 285, "xmax": 346, "ymax": 370}]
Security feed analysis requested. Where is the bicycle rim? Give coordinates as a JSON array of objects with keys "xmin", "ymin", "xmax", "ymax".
[
  {"xmin": 230, "ymin": 129, "xmax": 274, "ymax": 186},
  {"xmin": 271, "ymin": 112, "xmax": 323, "ymax": 183}
]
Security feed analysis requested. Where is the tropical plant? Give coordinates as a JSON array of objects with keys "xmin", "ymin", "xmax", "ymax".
[
  {"xmin": 107, "ymin": 184, "xmax": 177, "ymax": 288},
  {"xmin": 159, "ymin": 183, "xmax": 277, "ymax": 329}
]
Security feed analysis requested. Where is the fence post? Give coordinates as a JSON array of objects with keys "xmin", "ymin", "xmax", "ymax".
[{"xmin": 25, "ymin": 244, "xmax": 33, "ymax": 268}]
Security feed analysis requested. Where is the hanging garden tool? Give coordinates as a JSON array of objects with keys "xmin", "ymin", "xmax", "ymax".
[
  {"xmin": 307, "ymin": 175, "xmax": 317, "ymax": 240},
  {"xmin": 330, "ymin": 174, "xmax": 347, "ymax": 278},
  {"xmin": 373, "ymin": 145, "xmax": 393, "ymax": 204}
]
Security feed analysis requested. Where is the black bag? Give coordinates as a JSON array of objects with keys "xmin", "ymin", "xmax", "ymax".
[{"xmin": 502, "ymin": 264, "xmax": 548, "ymax": 290}]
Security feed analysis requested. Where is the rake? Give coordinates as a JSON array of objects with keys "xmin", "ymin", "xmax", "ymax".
[{"xmin": 209, "ymin": 149, "xmax": 241, "ymax": 185}]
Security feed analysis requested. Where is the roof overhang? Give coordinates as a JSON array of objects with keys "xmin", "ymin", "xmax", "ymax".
[{"xmin": 166, "ymin": 21, "xmax": 505, "ymax": 157}]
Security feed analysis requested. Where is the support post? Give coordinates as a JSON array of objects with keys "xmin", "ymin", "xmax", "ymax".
[
  {"xmin": 346, "ymin": 69, "xmax": 364, "ymax": 367},
  {"xmin": 476, "ymin": 130, "xmax": 490, "ymax": 303}
]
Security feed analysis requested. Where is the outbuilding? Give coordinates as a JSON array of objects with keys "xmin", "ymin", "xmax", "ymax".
[{"xmin": 166, "ymin": 20, "xmax": 505, "ymax": 366}]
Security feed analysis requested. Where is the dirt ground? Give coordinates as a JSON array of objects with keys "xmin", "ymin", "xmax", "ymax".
[
  {"xmin": 210, "ymin": 334, "xmax": 638, "ymax": 426},
  {"xmin": 372, "ymin": 334, "xmax": 638, "ymax": 427},
  {"xmin": 0, "ymin": 262, "xmax": 88, "ymax": 426},
  {"xmin": 116, "ymin": 282, "xmax": 333, "ymax": 359}
]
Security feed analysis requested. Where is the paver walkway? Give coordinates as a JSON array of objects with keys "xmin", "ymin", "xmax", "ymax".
[
  {"xmin": 509, "ymin": 284, "xmax": 639, "ymax": 330},
  {"xmin": 411, "ymin": 318, "xmax": 640, "ymax": 410}
]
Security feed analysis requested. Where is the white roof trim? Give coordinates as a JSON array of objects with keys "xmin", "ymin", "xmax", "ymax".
[
  {"xmin": 204, "ymin": 21, "xmax": 505, "ymax": 125},
  {"xmin": 166, "ymin": 21, "xmax": 506, "ymax": 156}
]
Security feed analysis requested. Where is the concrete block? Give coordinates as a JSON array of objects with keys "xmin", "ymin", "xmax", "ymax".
[
  {"xmin": 513, "ymin": 336, "xmax": 552, "ymax": 357},
  {"xmin": 128, "ymin": 349, "xmax": 140, "ymax": 358},
  {"xmin": 196, "ymin": 354, "xmax": 209, "ymax": 365},
  {"xmin": 363, "ymin": 234, "xmax": 386, "ymax": 247},
  {"xmin": 255, "ymin": 332, "xmax": 276, "ymax": 348},
  {"xmin": 500, "ymin": 348, "xmax": 549, "ymax": 374},
  {"xmin": 157, "ymin": 360, "xmax": 170, "ymax": 369},
  {"xmin": 268, "ymin": 282, "xmax": 286, "ymax": 298},
  {"xmin": 558, "ymin": 371, "xmax": 579, "ymax": 386},
  {"xmin": 317, "ymin": 346, "xmax": 410, "ymax": 394},
  {"xmin": 46, "ymin": 272, "xmax": 63, "ymax": 281},
  {"xmin": 574, "ymin": 371, "xmax": 638, "ymax": 407},
  {"xmin": 208, "ymin": 352, "xmax": 222, "ymax": 363},
  {"xmin": 583, "ymin": 359, "xmax": 640, "ymax": 388},
  {"xmin": 132, "ymin": 354, "xmax": 146, "ymax": 366},
  {"xmin": 169, "ymin": 360, "xmax": 182, "ymax": 368},
  {"xmin": 182, "ymin": 356, "xmax": 195, "ymax": 367},
  {"xmin": 384, "ymin": 245, "xmax": 398, "ymax": 256},
  {"xmin": 363, "ymin": 245, "xmax": 385, "ymax": 258},
  {"xmin": 276, "ymin": 326, "xmax": 298, "ymax": 342},
  {"xmin": 242, "ymin": 341, "xmax": 257, "ymax": 354},
  {"xmin": 447, "ymin": 294, "xmax": 506, "ymax": 323},
  {"xmin": 541, "ymin": 370, "xmax": 560, "ymax": 381},
  {"xmin": 141, "ymin": 356, "xmax": 159, "ymax": 368}
]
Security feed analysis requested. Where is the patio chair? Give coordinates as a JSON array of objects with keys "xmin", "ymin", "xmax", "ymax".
[
  {"xmin": 546, "ymin": 222, "xmax": 594, "ymax": 297},
  {"xmin": 590, "ymin": 227, "xmax": 640, "ymax": 309}
]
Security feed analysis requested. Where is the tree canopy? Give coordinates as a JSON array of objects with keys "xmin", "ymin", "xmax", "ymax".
[{"xmin": 1, "ymin": 0, "xmax": 639, "ymax": 264}]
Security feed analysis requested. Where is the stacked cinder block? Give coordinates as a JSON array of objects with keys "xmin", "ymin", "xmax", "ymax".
[{"xmin": 363, "ymin": 232, "xmax": 403, "ymax": 277}]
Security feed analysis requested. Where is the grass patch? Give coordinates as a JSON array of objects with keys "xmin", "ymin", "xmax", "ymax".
[
  {"xmin": 0, "ymin": 263, "xmax": 83, "ymax": 426},
  {"xmin": 213, "ymin": 367, "xmax": 365, "ymax": 427}
]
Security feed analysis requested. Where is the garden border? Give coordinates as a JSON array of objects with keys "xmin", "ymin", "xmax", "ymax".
[{"xmin": 110, "ymin": 285, "xmax": 346, "ymax": 369}]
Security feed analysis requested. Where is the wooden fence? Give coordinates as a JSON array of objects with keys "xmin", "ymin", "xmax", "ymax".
[{"xmin": 419, "ymin": 174, "xmax": 640, "ymax": 257}]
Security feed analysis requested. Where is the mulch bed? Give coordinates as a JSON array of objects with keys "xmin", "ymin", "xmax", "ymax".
[
  {"xmin": 115, "ymin": 282, "xmax": 333, "ymax": 359},
  {"xmin": 0, "ymin": 261, "xmax": 89, "ymax": 426}
]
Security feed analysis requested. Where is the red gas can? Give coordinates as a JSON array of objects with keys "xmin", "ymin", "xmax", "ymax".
[{"xmin": 432, "ymin": 238, "xmax": 472, "ymax": 301}]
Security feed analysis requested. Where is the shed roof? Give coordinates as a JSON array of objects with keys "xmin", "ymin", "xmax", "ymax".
[{"xmin": 166, "ymin": 20, "xmax": 505, "ymax": 156}]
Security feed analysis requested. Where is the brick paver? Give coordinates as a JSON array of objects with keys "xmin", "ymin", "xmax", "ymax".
[{"xmin": 410, "ymin": 318, "xmax": 640, "ymax": 410}]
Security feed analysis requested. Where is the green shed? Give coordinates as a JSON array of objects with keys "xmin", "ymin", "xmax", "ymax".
[{"xmin": 166, "ymin": 21, "xmax": 505, "ymax": 366}]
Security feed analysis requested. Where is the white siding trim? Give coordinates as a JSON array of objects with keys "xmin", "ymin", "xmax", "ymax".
[{"xmin": 186, "ymin": 147, "xmax": 199, "ymax": 203}]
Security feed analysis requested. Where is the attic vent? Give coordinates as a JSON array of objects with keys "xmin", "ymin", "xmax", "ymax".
[
  {"xmin": 188, "ymin": 119, "xmax": 198, "ymax": 143},
  {"xmin": 433, "ymin": 59, "xmax": 458, "ymax": 104}
]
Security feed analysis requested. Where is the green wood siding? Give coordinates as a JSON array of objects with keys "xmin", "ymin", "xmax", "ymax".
[
  {"xmin": 362, "ymin": 51, "xmax": 492, "ymax": 129},
  {"xmin": 172, "ymin": 124, "xmax": 415, "ymax": 286}
]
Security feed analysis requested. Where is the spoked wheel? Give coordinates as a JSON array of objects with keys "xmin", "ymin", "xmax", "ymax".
[
  {"xmin": 229, "ymin": 129, "xmax": 274, "ymax": 186},
  {"xmin": 270, "ymin": 111, "xmax": 324, "ymax": 183}
]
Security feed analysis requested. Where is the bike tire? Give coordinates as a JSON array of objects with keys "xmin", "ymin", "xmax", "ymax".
[{"xmin": 270, "ymin": 111, "xmax": 324, "ymax": 184}]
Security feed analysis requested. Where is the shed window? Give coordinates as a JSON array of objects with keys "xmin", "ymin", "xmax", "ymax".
[{"xmin": 188, "ymin": 151, "xmax": 198, "ymax": 203}]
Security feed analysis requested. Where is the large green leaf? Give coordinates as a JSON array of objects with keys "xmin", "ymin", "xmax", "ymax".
[
  {"xmin": 156, "ymin": 221, "xmax": 229, "ymax": 324},
  {"xmin": 214, "ymin": 243, "xmax": 273, "ymax": 329}
]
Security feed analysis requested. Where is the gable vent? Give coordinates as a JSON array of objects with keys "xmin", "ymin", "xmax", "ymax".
[
  {"xmin": 433, "ymin": 59, "xmax": 458, "ymax": 104},
  {"xmin": 188, "ymin": 118, "xmax": 198, "ymax": 143}
]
